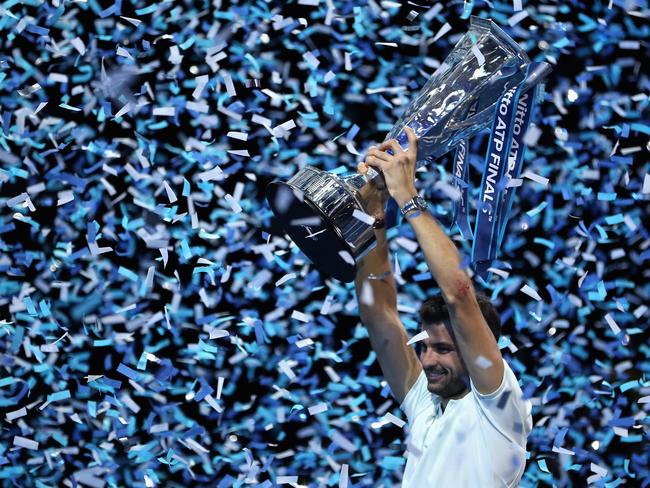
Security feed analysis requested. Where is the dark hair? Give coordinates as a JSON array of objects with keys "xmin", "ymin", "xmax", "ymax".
[{"xmin": 419, "ymin": 293, "xmax": 501, "ymax": 341}]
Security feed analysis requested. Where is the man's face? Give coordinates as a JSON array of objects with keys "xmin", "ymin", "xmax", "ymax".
[{"xmin": 419, "ymin": 322, "xmax": 469, "ymax": 399}]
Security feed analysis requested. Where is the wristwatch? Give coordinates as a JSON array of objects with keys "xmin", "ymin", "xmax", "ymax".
[{"xmin": 399, "ymin": 194, "xmax": 428, "ymax": 218}]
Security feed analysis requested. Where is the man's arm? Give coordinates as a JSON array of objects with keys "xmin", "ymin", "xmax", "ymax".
[
  {"xmin": 397, "ymin": 207, "xmax": 504, "ymax": 395},
  {"xmin": 365, "ymin": 128, "xmax": 504, "ymax": 396},
  {"xmin": 354, "ymin": 220, "xmax": 422, "ymax": 405}
]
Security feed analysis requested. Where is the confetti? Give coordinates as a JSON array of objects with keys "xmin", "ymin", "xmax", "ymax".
[
  {"xmin": 406, "ymin": 330, "xmax": 429, "ymax": 346},
  {"xmin": 383, "ymin": 412, "xmax": 406, "ymax": 428},
  {"xmin": 520, "ymin": 284, "xmax": 542, "ymax": 301},
  {"xmin": 0, "ymin": 1, "xmax": 647, "ymax": 486},
  {"xmin": 308, "ymin": 403, "xmax": 328, "ymax": 415},
  {"xmin": 475, "ymin": 355, "xmax": 493, "ymax": 369},
  {"xmin": 339, "ymin": 464, "xmax": 349, "ymax": 488},
  {"xmin": 13, "ymin": 436, "xmax": 39, "ymax": 450}
]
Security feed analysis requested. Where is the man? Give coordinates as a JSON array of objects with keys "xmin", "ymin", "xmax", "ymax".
[{"xmin": 354, "ymin": 127, "xmax": 533, "ymax": 487}]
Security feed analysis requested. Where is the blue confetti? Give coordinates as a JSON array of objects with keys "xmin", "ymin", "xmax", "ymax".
[{"xmin": 0, "ymin": 0, "xmax": 648, "ymax": 486}]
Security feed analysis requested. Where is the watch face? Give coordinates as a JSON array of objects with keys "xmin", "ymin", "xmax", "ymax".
[{"xmin": 415, "ymin": 196, "xmax": 427, "ymax": 208}]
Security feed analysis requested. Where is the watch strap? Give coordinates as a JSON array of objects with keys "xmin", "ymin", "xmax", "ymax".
[{"xmin": 399, "ymin": 195, "xmax": 427, "ymax": 216}]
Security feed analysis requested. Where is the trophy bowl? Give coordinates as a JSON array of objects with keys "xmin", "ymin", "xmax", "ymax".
[
  {"xmin": 266, "ymin": 168, "xmax": 375, "ymax": 283},
  {"xmin": 266, "ymin": 16, "xmax": 551, "ymax": 282}
]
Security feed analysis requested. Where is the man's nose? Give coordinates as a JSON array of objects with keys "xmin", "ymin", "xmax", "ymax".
[{"xmin": 420, "ymin": 349, "xmax": 441, "ymax": 367}]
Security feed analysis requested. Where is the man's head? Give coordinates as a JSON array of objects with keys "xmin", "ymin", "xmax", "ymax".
[{"xmin": 417, "ymin": 293, "xmax": 501, "ymax": 398}]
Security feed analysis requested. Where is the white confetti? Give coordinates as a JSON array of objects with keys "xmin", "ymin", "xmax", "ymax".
[
  {"xmin": 216, "ymin": 376, "xmax": 225, "ymax": 400},
  {"xmin": 272, "ymin": 119, "xmax": 297, "ymax": 137},
  {"xmin": 324, "ymin": 366, "xmax": 340, "ymax": 383},
  {"xmin": 475, "ymin": 355, "xmax": 493, "ymax": 369},
  {"xmin": 223, "ymin": 72, "xmax": 237, "ymax": 97},
  {"xmin": 359, "ymin": 281, "xmax": 374, "ymax": 306},
  {"xmin": 508, "ymin": 10, "xmax": 528, "ymax": 26},
  {"xmin": 224, "ymin": 194, "xmax": 242, "ymax": 213},
  {"xmin": 320, "ymin": 294, "xmax": 334, "ymax": 315},
  {"xmin": 339, "ymin": 464, "xmax": 349, "ymax": 488},
  {"xmin": 277, "ymin": 476, "xmax": 298, "ymax": 484},
  {"xmin": 522, "ymin": 170, "xmax": 549, "ymax": 187},
  {"xmin": 407, "ymin": 330, "xmax": 429, "ymax": 346},
  {"xmin": 252, "ymin": 113, "xmax": 271, "ymax": 128},
  {"xmin": 633, "ymin": 305, "xmax": 647, "ymax": 319},
  {"xmin": 13, "ymin": 436, "xmax": 38, "ymax": 450},
  {"xmin": 6, "ymin": 407, "xmax": 27, "ymax": 422},
  {"xmin": 523, "ymin": 125, "xmax": 542, "ymax": 146},
  {"xmin": 344, "ymin": 51, "xmax": 352, "ymax": 71},
  {"xmin": 505, "ymin": 178, "xmax": 523, "ymax": 188},
  {"xmin": 338, "ymin": 250, "xmax": 355, "ymax": 265},
  {"xmin": 275, "ymin": 273, "xmax": 297, "ymax": 286},
  {"xmin": 434, "ymin": 180, "xmax": 461, "ymax": 200},
  {"xmin": 642, "ymin": 173, "xmax": 650, "ymax": 193},
  {"xmin": 487, "ymin": 267, "xmax": 510, "ymax": 279},
  {"xmin": 618, "ymin": 40, "xmax": 640, "ymax": 49},
  {"xmin": 296, "ymin": 338, "xmax": 314, "ymax": 348},
  {"xmin": 578, "ymin": 270, "xmax": 589, "ymax": 288},
  {"xmin": 395, "ymin": 236, "xmax": 419, "ymax": 253},
  {"xmin": 303, "ymin": 51, "xmax": 320, "ymax": 69},
  {"xmin": 210, "ymin": 329, "xmax": 229, "ymax": 339},
  {"xmin": 423, "ymin": 3, "xmax": 443, "ymax": 21},
  {"xmin": 383, "ymin": 412, "xmax": 406, "ymax": 428},
  {"xmin": 290, "ymin": 216, "xmax": 322, "ymax": 226},
  {"xmin": 308, "ymin": 403, "xmax": 328, "ymax": 415},
  {"xmin": 352, "ymin": 209, "xmax": 375, "ymax": 225},
  {"xmin": 471, "ymin": 44, "xmax": 485, "ymax": 66},
  {"xmin": 48, "ymin": 73, "xmax": 69, "ymax": 83},
  {"xmin": 116, "ymin": 46, "xmax": 134, "ymax": 60},
  {"xmin": 6, "ymin": 193, "xmax": 35, "ymax": 212},
  {"xmin": 70, "ymin": 37, "xmax": 86, "ymax": 55},
  {"xmin": 198, "ymin": 165, "xmax": 225, "ymax": 182},
  {"xmin": 227, "ymin": 131, "xmax": 248, "ymax": 141},
  {"xmin": 186, "ymin": 101, "xmax": 209, "ymax": 113},
  {"xmin": 520, "ymin": 284, "xmax": 542, "ymax": 301},
  {"xmin": 278, "ymin": 359, "xmax": 296, "ymax": 380},
  {"xmin": 163, "ymin": 181, "xmax": 177, "ymax": 203},
  {"xmin": 192, "ymin": 74, "xmax": 209, "ymax": 99},
  {"xmin": 432, "ymin": 22, "xmax": 452, "ymax": 43},
  {"xmin": 152, "ymin": 106, "xmax": 175, "ymax": 116},
  {"xmin": 604, "ymin": 313, "xmax": 621, "ymax": 335},
  {"xmin": 114, "ymin": 103, "xmax": 131, "ymax": 118},
  {"xmin": 331, "ymin": 431, "xmax": 357, "ymax": 452},
  {"xmin": 291, "ymin": 310, "xmax": 311, "ymax": 322}
]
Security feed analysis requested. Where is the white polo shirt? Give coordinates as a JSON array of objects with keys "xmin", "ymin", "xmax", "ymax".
[{"xmin": 399, "ymin": 358, "xmax": 533, "ymax": 487}]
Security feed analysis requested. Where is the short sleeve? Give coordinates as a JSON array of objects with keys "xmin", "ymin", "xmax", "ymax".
[
  {"xmin": 470, "ymin": 358, "xmax": 533, "ymax": 443},
  {"xmin": 400, "ymin": 370, "xmax": 438, "ymax": 424}
]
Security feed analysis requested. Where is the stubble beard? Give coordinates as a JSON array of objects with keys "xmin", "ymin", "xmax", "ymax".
[{"xmin": 427, "ymin": 370, "xmax": 469, "ymax": 399}]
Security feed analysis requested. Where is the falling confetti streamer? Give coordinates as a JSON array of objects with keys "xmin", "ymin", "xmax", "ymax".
[{"xmin": 0, "ymin": 0, "xmax": 647, "ymax": 486}]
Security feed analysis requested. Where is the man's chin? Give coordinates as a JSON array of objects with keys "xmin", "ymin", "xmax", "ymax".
[
  {"xmin": 426, "ymin": 382, "xmax": 445, "ymax": 394},
  {"xmin": 426, "ymin": 378, "xmax": 466, "ymax": 397}
]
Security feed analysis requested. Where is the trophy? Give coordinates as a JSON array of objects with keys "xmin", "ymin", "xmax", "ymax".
[{"xmin": 266, "ymin": 17, "xmax": 551, "ymax": 282}]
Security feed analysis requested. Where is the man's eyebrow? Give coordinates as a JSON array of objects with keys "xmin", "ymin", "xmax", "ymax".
[{"xmin": 423, "ymin": 341, "xmax": 454, "ymax": 347}]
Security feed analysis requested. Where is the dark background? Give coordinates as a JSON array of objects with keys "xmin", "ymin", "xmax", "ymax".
[{"xmin": 0, "ymin": 0, "xmax": 648, "ymax": 486}]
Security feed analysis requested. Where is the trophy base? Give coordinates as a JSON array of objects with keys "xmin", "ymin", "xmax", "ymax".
[{"xmin": 266, "ymin": 167, "xmax": 377, "ymax": 283}]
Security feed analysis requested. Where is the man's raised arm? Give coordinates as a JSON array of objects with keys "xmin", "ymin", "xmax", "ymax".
[
  {"xmin": 354, "ymin": 164, "xmax": 421, "ymax": 404},
  {"xmin": 364, "ymin": 128, "xmax": 504, "ymax": 396}
]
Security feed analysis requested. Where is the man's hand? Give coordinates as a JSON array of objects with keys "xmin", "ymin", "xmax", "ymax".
[
  {"xmin": 357, "ymin": 161, "xmax": 390, "ymax": 221},
  {"xmin": 362, "ymin": 127, "xmax": 419, "ymax": 207}
]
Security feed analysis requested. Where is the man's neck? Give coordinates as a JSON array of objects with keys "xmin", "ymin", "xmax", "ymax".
[{"xmin": 441, "ymin": 388, "xmax": 470, "ymax": 411}]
